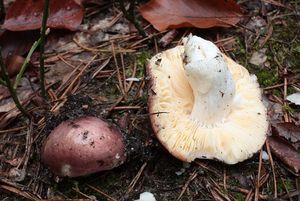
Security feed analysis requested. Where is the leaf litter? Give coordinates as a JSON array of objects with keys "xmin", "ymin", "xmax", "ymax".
[
  {"xmin": 0, "ymin": 0, "xmax": 300, "ymax": 200},
  {"xmin": 139, "ymin": 0, "xmax": 242, "ymax": 31},
  {"xmin": 3, "ymin": 0, "xmax": 84, "ymax": 31}
]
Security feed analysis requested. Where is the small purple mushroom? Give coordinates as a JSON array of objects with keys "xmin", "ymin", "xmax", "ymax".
[{"xmin": 41, "ymin": 116, "xmax": 126, "ymax": 177}]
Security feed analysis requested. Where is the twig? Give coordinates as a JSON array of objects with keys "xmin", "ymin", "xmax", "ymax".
[
  {"xmin": 255, "ymin": 149, "xmax": 263, "ymax": 201},
  {"xmin": 87, "ymin": 184, "xmax": 117, "ymax": 201},
  {"xmin": 245, "ymin": 189, "xmax": 254, "ymax": 201},
  {"xmin": 113, "ymin": 106, "xmax": 140, "ymax": 110},
  {"xmin": 0, "ymin": 126, "xmax": 27, "ymax": 134},
  {"xmin": 39, "ymin": 0, "xmax": 50, "ymax": 99},
  {"xmin": 263, "ymin": 83, "xmax": 285, "ymax": 90},
  {"xmin": 283, "ymin": 67, "xmax": 289, "ymax": 122},
  {"xmin": 125, "ymin": 61, "xmax": 137, "ymax": 94},
  {"xmin": 194, "ymin": 161, "xmax": 221, "ymax": 176},
  {"xmin": 0, "ymin": 185, "xmax": 39, "ymax": 201},
  {"xmin": 223, "ymin": 167, "xmax": 227, "ymax": 191},
  {"xmin": 281, "ymin": 191, "xmax": 300, "ymax": 200},
  {"xmin": 0, "ymin": 50, "xmax": 30, "ymax": 118},
  {"xmin": 266, "ymin": 140, "xmax": 277, "ymax": 198},
  {"xmin": 210, "ymin": 179, "xmax": 231, "ymax": 201},
  {"xmin": 72, "ymin": 187, "xmax": 96, "ymax": 200},
  {"xmin": 222, "ymin": 185, "xmax": 268, "ymax": 200},
  {"xmin": 17, "ymin": 121, "xmax": 33, "ymax": 172},
  {"xmin": 73, "ymin": 38, "xmax": 135, "ymax": 53},
  {"xmin": 176, "ymin": 170, "xmax": 198, "ymax": 201},
  {"xmin": 111, "ymin": 41, "xmax": 125, "ymax": 95},
  {"xmin": 126, "ymin": 162, "xmax": 147, "ymax": 194}
]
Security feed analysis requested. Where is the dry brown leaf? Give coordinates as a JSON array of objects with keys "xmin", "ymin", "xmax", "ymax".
[
  {"xmin": 272, "ymin": 122, "xmax": 300, "ymax": 149},
  {"xmin": 3, "ymin": 0, "xmax": 84, "ymax": 31},
  {"xmin": 139, "ymin": 0, "xmax": 242, "ymax": 31},
  {"xmin": 267, "ymin": 136, "xmax": 300, "ymax": 174}
]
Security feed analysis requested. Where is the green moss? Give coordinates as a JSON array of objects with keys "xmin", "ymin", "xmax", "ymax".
[
  {"xmin": 255, "ymin": 69, "xmax": 278, "ymax": 87},
  {"xmin": 233, "ymin": 192, "xmax": 244, "ymax": 201},
  {"xmin": 136, "ymin": 50, "xmax": 151, "ymax": 68},
  {"xmin": 98, "ymin": 79, "xmax": 121, "ymax": 100},
  {"xmin": 277, "ymin": 179, "xmax": 295, "ymax": 194},
  {"xmin": 228, "ymin": 178, "xmax": 240, "ymax": 186},
  {"xmin": 136, "ymin": 50, "xmax": 150, "ymax": 77},
  {"xmin": 282, "ymin": 105, "xmax": 294, "ymax": 113}
]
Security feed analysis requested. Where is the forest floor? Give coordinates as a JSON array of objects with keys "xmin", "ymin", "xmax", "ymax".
[{"xmin": 0, "ymin": 0, "xmax": 300, "ymax": 200}]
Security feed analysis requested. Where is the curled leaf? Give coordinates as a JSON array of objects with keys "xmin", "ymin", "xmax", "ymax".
[
  {"xmin": 139, "ymin": 0, "xmax": 242, "ymax": 31},
  {"xmin": 3, "ymin": 0, "xmax": 84, "ymax": 31},
  {"xmin": 267, "ymin": 136, "xmax": 300, "ymax": 174},
  {"xmin": 272, "ymin": 122, "xmax": 300, "ymax": 149}
]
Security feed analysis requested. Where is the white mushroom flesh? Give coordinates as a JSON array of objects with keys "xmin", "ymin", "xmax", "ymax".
[{"xmin": 183, "ymin": 35, "xmax": 236, "ymax": 125}]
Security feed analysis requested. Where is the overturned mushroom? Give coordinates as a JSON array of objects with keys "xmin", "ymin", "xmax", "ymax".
[
  {"xmin": 41, "ymin": 116, "xmax": 126, "ymax": 177},
  {"xmin": 148, "ymin": 35, "xmax": 268, "ymax": 164}
]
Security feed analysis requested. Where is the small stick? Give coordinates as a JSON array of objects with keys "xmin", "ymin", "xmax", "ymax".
[
  {"xmin": 130, "ymin": 31, "xmax": 167, "ymax": 48},
  {"xmin": 120, "ymin": 51, "xmax": 126, "ymax": 94},
  {"xmin": 220, "ymin": 184, "xmax": 268, "ymax": 199},
  {"xmin": 255, "ymin": 149, "xmax": 263, "ymax": 201},
  {"xmin": 0, "ymin": 126, "xmax": 27, "ymax": 134},
  {"xmin": 245, "ymin": 189, "xmax": 254, "ymax": 201},
  {"xmin": 125, "ymin": 61, "xmax": 137, "ymax": 94},
  {"xmin": 73, "ymin": 38, "xmax": 135, "ymax": 53},
  {"xmin": 263, "ymin": 83, "xmax": 285, "ymax": 90},
  {"xmin": 39, "ymin": 0, "xmax": 50, "ymax": 99},
  {"xmin": 113, "ymin": 106, "xmax": 140, "ymax": 110},
  {"xmin": 0, "ymin": 184, "xmax": 39, "ymax": 201},
  {"xmin": 126, "ymin": 162, "xmax": 147, "ymax": 194},
  {"xmin": 87, "ymin": 184, "xmax": 117, "ymax": 201},
  {"xmin": 60, "ymin": 55, "xmax": 97, "ymax": 98},
  {"xmin": 176, "ymin": 170, "xmax": 198, "ymax": 201},
  {"xmin": 283, "ymin": 67, "xmax": 289, "ymax": 122},
  {"xmin": 72, "ymin": 187, "xmax": 96, "ymax": 200},
  {"xmin": 194, "ymin": 161, "xmax": 221, "ymax": 176},
  {"xmin": 223, "ymin": 167, "xmax": 227, "ymax": 191},
  {"xmin": 266, "ymin": 140, "xmax": 277, "ymax": 198},
  {"xmin": 111, "ymin": 41, "xmax": 125, "ymax": 95}
]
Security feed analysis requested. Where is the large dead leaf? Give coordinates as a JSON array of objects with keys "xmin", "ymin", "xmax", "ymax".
[
  {"xmin": 272, "ymin": 122, "xmax": 300, "ymax": 149},
  {"xmin": 2, "ymin": 0, "xmax": 84, "ymax": 31},
  {"xmin": 267, "ymin": 136, "xmax": 300, "ymax": 174},
  {"xmin": 139, "ymin": 0, "xmax": 242, "ymax": 31}
]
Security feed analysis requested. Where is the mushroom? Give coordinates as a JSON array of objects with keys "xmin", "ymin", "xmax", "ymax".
[
  {"xmin": 41, "ymin": 116, "xmax": 126, "ymax": 177},
  {"xmin": 148, "ymin": 35, "xmax": 268, "ymax": 164}
]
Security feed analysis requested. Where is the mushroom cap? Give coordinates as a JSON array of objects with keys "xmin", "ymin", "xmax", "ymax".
[
  {"xmin": 41, "ymin": 116, "xmax": 126, "ymax": 177},
  {"xmin": 147, "ymin": 46, "xmax": 268, "ymax": 164}
]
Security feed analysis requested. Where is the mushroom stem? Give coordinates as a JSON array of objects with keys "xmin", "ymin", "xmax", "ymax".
[{"xmin": 183, "ymin": 35, "xmax": 236, "ymax": 126}]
